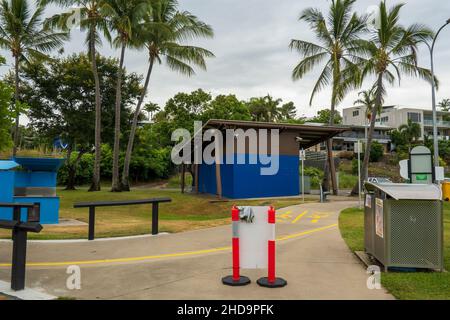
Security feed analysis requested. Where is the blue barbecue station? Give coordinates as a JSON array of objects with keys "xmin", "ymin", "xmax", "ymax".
[{"xmin": 0, "ymin": 157, "xmax": 65, "ymax": 224}]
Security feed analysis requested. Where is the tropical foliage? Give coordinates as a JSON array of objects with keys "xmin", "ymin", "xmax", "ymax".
[
  {"xmin": 0, "ymin": 0, "xmax": 68, "ymax": 155},
  {"xmin": 350, "ymin": 1, "xmax": 433, "ymax": 188},
  {"xmin": 290, "ymin": 0, "xmax": 367, "ymax": 194}
]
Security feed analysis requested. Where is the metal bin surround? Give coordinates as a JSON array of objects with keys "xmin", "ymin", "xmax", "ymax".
[{"xmin": 364, "ymin": 182, "xmax": 444, "ymax": 271}]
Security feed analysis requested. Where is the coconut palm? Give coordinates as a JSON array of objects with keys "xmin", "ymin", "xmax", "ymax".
[
  {"xmin": 103, "ymin": 0, "xmax": 150, "ymax": 192},
  {"xmin": 438, "ymin": 98, "xmax": 450, "ymax": 112},
  {"xmin": 121, "ymin": 0, "xmax": 214, "ymax": 191},
  {"xmin": 278, "ymin": 102, "xmax": 297, "ymax": 121},
  {"xmin": 290, "ymin": 0, "xmax": 367, "ymax": 195},
  {"xmin": 0, "ymin": 0, "xmax": 68, "ymax": 156},
  {"xmin": 45, "ymin": 0, "xmax": 112, "ymax": 191},
  {"xmin": 399, "ymin": 120, "xmax": 422, "ymax": 142},
  {"xmin": 351, "ymin": 1, "xmax": 434, "ymax": 186},
  {"xmin": 351, "ymin": 88, "xmax": 376, "ymax": 195},
  {"xmin": 143, "ymin": 102, "xmax": 160, "ymax": 121},
  {"xmin": 353, "ymin": 88, "xmax": 380, "ymax": 125}
]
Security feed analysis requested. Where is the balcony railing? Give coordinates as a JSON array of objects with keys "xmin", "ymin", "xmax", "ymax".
[
  {"xmin": 423, "ymin": 120, "xmax": 450, "ymax": 127},
  {"xmin": 337, "ymin": 132, "xmax": 390, "ymax": 140}
]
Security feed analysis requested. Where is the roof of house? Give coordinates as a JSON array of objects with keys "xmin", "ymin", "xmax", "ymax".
[{"xmin": 203, "ymin": 119, "xmax": 350, "ymax": 149}]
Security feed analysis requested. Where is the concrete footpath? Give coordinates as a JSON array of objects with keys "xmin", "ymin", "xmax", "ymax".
[{"xmin": 0, "ymin": 201, "xmax": 394, "ymax": 300}]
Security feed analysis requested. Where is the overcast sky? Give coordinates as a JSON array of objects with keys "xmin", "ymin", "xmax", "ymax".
[{"xmin": 1, "ymin": 0, "xmax": 450, "ymax": 119}]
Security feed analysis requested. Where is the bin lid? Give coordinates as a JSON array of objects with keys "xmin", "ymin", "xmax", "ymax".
[{"xmin": 364, "ymin": 182, "xmax": 442, "ymax": 200}]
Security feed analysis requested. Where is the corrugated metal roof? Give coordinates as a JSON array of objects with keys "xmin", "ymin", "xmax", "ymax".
[
  {"xmin": 203, "ymin": 119, "xmax": 350, "ymax": 149},
  {"xmin": 364, "ymin": 182, "xmax": 442, "ymax": 200}
]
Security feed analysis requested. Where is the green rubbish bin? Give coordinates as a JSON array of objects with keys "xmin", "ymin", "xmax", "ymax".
[{"xmin": 364, "ymin": 182, "xmax": 444, "ymax": 272}]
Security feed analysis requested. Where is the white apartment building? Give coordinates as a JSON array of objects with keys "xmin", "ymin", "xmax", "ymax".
[{"xmin": 343, "ymin": 105, "xmax": 450, "ymax": 141}]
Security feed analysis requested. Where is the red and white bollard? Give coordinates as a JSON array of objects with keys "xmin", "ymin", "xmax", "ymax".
[
  {"xmin": 222, "ymin": 206, "xmax": 251, "ymax": 286},
  {"xmin": 257, "ymin": 206, "xmax": 287, "ymax": 288}
]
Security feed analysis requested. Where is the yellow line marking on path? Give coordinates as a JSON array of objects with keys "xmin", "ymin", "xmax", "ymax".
[
  {"xmin": 0, "ymin": 223, "xmax": 338, "ymax": 268},
  {"xmin": 277, "ymin": 224, "xmax": 338, "ymax": 241},
  {"xmin": 291, "ymin": 211, "xmax": 308, "ymax": 224},
  {"xmin": 309, "ymin": 212, "xmax": 330, "ymax": 223}
]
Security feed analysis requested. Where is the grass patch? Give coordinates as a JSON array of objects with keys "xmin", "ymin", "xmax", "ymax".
[
  {"xmin": 338, "ymin": 172, "xmax": 358, "ymax": 189},
  {"xmin": 166, "ymin": 173, "xmax": 193, "ymax": 189},
  {"xmin": 339, "ymin": 204, "xmax": 450, "ymax": 300},
  {"xmin": 0, "ymin": 187, "xmax": 307, "ymax": 240}
]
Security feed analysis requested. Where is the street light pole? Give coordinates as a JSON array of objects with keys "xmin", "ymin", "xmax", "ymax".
[{"xmin": 427, "ymin": 19, "xmax": 450, "ymax": 170}]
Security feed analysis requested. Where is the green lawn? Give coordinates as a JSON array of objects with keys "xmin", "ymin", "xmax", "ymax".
[
  {"xmin": 339, "ymin": 204, "xmax": 450, "ymax": 300},
  {"xmin": 0, "ymin": 187, "xmax": 307, "ymax": 240}
]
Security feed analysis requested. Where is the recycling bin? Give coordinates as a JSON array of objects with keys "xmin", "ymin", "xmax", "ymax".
[{"xmin": 364, "ymin": 182, "xmax": 444, "ymax": 271}]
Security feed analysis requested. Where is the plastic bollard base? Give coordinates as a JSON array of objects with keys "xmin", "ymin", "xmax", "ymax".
[
  {"xmin": 222, "ymin": 275, "xmax": 251, "ymax": 286},
  {"xmin": 256, "ymin": 277, "xmax": 287, "ymax": 288}
]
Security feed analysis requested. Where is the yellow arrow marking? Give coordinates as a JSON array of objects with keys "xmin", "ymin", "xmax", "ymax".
[
  {"xmin": 0, "ymin": 223, "xmax": 338, "ymax": 268},
  {"xmin": 291, "ymin": 210, "xmax": 308, "ymax": 224}
]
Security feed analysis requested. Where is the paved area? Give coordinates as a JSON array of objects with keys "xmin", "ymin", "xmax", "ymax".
[{"xmin": 0, "ymin": 201, "xmax": 393, "ymax": 300}]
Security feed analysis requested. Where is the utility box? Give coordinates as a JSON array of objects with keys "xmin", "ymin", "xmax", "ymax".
[{"xmin": 364, "ymin": 182, "xmax": 444, "ymax": 271}]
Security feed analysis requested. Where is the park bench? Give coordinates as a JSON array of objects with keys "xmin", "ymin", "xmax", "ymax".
[
  {"xmin": 0, "ymin": 202, "xmax": 42, "ymax": 291},
  {"xmin": 73, "ymin": 198, "xmax": 172, "ymax": 240}
]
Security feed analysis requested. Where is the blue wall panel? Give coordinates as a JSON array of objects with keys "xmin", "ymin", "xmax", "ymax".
[
  {"xmin": 14, "ymin": 172, "xmax": 56, "ymax": 187},
  {"xmin": 232, "ymin": 154, "xmax": 299, "ymax": 199},
  {"xmin": 199, "ymin": 159, "xmax": 234, "ymax": 198},
  {"xmin": 0, "ymin": 171, "xmax": 15, "ymax": 220},
  {"xmin": 198, "ymin": 154, "xmax": 299, "ymax": 199}
]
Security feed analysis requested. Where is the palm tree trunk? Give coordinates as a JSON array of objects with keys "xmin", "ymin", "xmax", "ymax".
[
  {"xmin": 111, "ymin": 43, "xmax": 126, "ymax": 192},
  {"xmin": 323, "ymin": 68, "xmax": 339, "ymax": 195},
  {"xmin": 88, "ymin": 26, "xmax": 102, "ymax": 192},
  {"xmin": 121, "ymin": 57, "xmax": 155, "ymax": 191},
  {"xmin": 361, "ymin": 75, "xmax": 383, "ymax": 184},
  {"xmin": 12, "ymin": 55, "xmax": 20, "ymax": 157},
  {"xmin": 352, "ymin": 74, "xmax": 383, "ymax": 195}
]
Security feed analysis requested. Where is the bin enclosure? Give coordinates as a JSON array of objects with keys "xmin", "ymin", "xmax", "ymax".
[{"xmin": 364, "ymin": 182, "xmax": 444, "ymax": 271}]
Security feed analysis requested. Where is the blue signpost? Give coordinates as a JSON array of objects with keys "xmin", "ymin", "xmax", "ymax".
[{"xmin": 0, "ymin": 157, "xmax": 65, "ymax": 224}]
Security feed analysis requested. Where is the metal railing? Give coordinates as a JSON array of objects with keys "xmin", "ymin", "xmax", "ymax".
[
  {"xmin": 73, "ymin": 198, "xmax": 172, "ymax": 240},
  {"xmin": 424, "ymin": 119, "xmax": 450, "ymax": 127}
]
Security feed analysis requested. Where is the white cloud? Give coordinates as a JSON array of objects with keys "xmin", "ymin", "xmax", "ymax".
[{"xmin": 1, "ymin": 0, "xmax": 450, "ymax": 119}]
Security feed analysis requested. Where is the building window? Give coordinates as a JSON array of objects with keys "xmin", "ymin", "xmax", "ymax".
[
  {"xmin": 353, "ymin": 110, "xmax": 359, "ymax": 117},
  {"xmin": 408, "ymin": 112, "xmax": 422, "ymax": 123},
  {"xmin": 378, "ymin": 116, "xmax": 389, "ymax": 123}
]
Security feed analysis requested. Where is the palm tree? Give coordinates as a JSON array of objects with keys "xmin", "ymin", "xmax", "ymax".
[
  {"xmin": 45, "ymin": 0, "xmax": 112, "ymax": 191},
  {"xmin": 351, "ymin": 88, "xmax": 376, "ymax": 195},
  {"xmin": 143, "ymin": 102, "xmax": 160, "ymax": 121},
  {"xmin": 352, "ymin": 1, "xmax": 434, "ymax": 186},
  {"xmin": 354, "ymin": 88, "xmax": 377, "ymax": 120},
  {"xmin": 0, "ymin": 0, "xmax": 68, "ymax": 156},
  {"xmin": 103, "ymin": 0, "xmax": 150, "ymax": 192},
  {"xmin": 399, "ymin": 120, "xmax": 422, "ymax": 142},
  {"xmin": 438, "ymin": 98, "xmax": 450, "ymax": 112},
  {"xmin": 121, "ymin": 0, "xmax": 214, "ymax": 191},
  {"xmin": 290, "ymin": 0, "xmax": 367, "ymax": 195},
  {"xmin": 278, "ymin": 102, "xmax": 297, "ymax": 121}
]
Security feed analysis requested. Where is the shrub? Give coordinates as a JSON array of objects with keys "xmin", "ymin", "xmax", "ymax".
[
  {"xmin": 302, "ymin": 166, "xmax": 324, "ymax": 188},
  {"xmin": 370, "ymin": 141, "xmax": 384, "ymax": 162}
]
